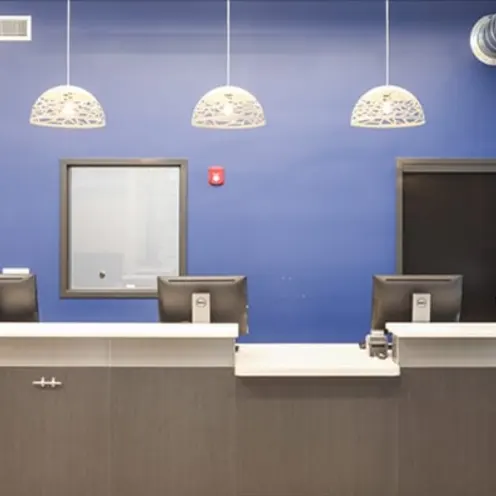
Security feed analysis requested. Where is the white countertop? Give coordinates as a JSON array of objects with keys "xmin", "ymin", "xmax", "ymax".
[
  {"xmin": 0, "ymin": 322, "xmax": 238, "ymax": 339},
  {"xmin": 235, "ymin": 344, "xmax": 400, "ymax": 377},
  {"xmin": 387, "ymin": 323, "xmax": 496, "ymax": 338}
]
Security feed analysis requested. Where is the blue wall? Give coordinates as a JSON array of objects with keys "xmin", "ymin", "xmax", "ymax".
[{"xmin": 1, "ymin": 0, "xmax": 496, "ymax": 342}]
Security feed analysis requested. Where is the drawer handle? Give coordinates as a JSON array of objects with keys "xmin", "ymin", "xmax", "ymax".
[{"xmin": 32, "ymin": 376, "xmax": 63, "ymax": 389}]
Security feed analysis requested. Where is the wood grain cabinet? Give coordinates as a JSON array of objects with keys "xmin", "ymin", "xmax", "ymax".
[
  {"xmin": 0, "ymin": 368, "xmax": 110, "ymax": 496},
  {"xmin": 109, "ymin": 368, "xmax": 236, "ymax": 496},
  {"xmin": 2, "ymin": 364, "xmax": 495, "ymax": 496},
  {"xmin": 0, "ymin": 367, "xmax": 235, "ymax": 496}
]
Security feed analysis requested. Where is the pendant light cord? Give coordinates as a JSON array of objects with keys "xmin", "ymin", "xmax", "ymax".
[
  {"xmin": 226, "ymin": 0, "xmax": 231, "ymax": 86},
  {"xmin": 66, "ymin": 0, "xmax": 71, "ymax": 85},
  {"xmin": 385, "ymin": 0, "xmax": 390, "ymax": 86}
]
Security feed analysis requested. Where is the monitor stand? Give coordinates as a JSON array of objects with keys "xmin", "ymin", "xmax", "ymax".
[
  {"xmin": 192, "ymin": 292, "xmax": 211, "ymax": 323},
  {"xmin": 362, "ymin": 293, "xmax": 432, "ymax": 359},
  {"xmin": 191, "ymin": 292, "xmax": 239, "ymax": 352},
  {"xmin": 412, "ymin": 293, "xmax": 431, "ymax": 322}
]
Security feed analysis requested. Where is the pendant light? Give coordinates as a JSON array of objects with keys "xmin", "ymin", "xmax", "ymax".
[
  {"xmin": 350, "ymin": 0, "xmax": 425, "ymax": 128},
  {"xmin": 191, "ymin": 0, "xmax": 265, "ymax": 129},
  {"xmin": 30, "ymin": 0, "xmax": 105, "ymax": 129}
]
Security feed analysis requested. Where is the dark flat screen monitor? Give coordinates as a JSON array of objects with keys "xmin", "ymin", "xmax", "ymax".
[
  {"xmin": 371, "ymin": 274, "xmax": 462, "ymax": 331},
  {"xmin": 0, "ymin": 274, "xmax": 39, "ymax": 322},
  {"xmin": 157, "ymin": 276, "xmax": 248, "ymax": 335}
]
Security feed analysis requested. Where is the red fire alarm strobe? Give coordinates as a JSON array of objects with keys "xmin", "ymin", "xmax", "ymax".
[{"xmin": 208, "ymin": 166, "xmax": 225, "ymax": 186}]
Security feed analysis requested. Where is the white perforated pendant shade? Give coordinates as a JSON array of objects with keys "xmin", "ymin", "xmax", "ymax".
[
  {"xmin": 30, "ymin": 84, "xmax": 106, "ymax": 129},
  {"xmin": 351, "ymin": 85, "xmax": 425, "ymax": 129},
  {"xmin": 192, "ymin": 85, "xmax": 265, "ymax": 129}
]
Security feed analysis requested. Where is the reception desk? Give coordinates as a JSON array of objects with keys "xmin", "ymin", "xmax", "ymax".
[
  {"xmin": 0, "ymin": 322, "xmax": 495, "ymax": 496},
  {"xmin": 0, "ymin": 323, "xmax": 238, "ymax": 496},
  {"xmin": 388, "ymin": 322, "xmax": 496, "ymax": 367},
  {"xmin": 387, "ymin": 323, "xmax": 496, "ymax": 496},
  {"xmin": 235, "ymin": 343, "xmax": 400, "ymax": 376}
]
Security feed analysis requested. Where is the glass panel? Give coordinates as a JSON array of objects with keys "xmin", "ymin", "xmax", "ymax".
[{"xmin": 69, "ymin": 166, "xmax": 181, "ymax": 291}]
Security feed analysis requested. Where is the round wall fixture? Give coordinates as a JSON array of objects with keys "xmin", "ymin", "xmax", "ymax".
[{"xmin": 470, "ymin": 14, "xmax": 496, "ymax": 66}]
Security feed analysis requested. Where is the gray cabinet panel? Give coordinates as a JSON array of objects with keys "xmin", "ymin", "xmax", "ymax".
[
  {"xmin": 236, "ymin": 377, "xmax": 399, "ymax": 496},
  {"xmin": 110, "ymin": 368, "xmax": 235, "ymax": 496},
  {"xmin": 398, "ymin": 368, "xmax": 496, "ymax": 496},
  {"xmin": 0, "ymin": 368, "xmax": 110, "ymax": 496}
]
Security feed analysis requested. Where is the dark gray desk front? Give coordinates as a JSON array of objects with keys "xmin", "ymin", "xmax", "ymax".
[
  {"xmin": 0, "ymin": 367, "xmax": 495, "ymax": 496},
  {"xmin": 238, "ymin": 368, "xmax": 496, "ymax": 496}
]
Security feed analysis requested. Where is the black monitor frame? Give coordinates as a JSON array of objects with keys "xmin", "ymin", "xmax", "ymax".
[
  {"xmin": 371, "ymin": 274, "xmax": 463, "ymax": 331},
  {"xmin": 157, "ymin": 276, "xmax": 248, "ymax": 335},
  {"xmin": 0, "ymin": 274, "xmax": 39, "ymax": 322}
]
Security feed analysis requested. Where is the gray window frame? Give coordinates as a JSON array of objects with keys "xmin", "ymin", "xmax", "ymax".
[
  {"xmin": 396, "ymin": 157, "xmax": 496, "ymax": 273},
  {"xmin": 60, "ymin": 157, "xmax": 188, "ymax": 299}
]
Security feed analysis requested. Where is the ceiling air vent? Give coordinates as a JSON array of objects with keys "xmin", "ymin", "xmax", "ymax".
[{"xmin": 0, "ymin": 15, "xmax": 31, "ymax": 41}]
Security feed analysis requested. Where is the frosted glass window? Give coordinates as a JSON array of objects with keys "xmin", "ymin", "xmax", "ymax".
[{"xmin": 61, "ymin": 161, "xmax": 187, "ymax": 298}]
